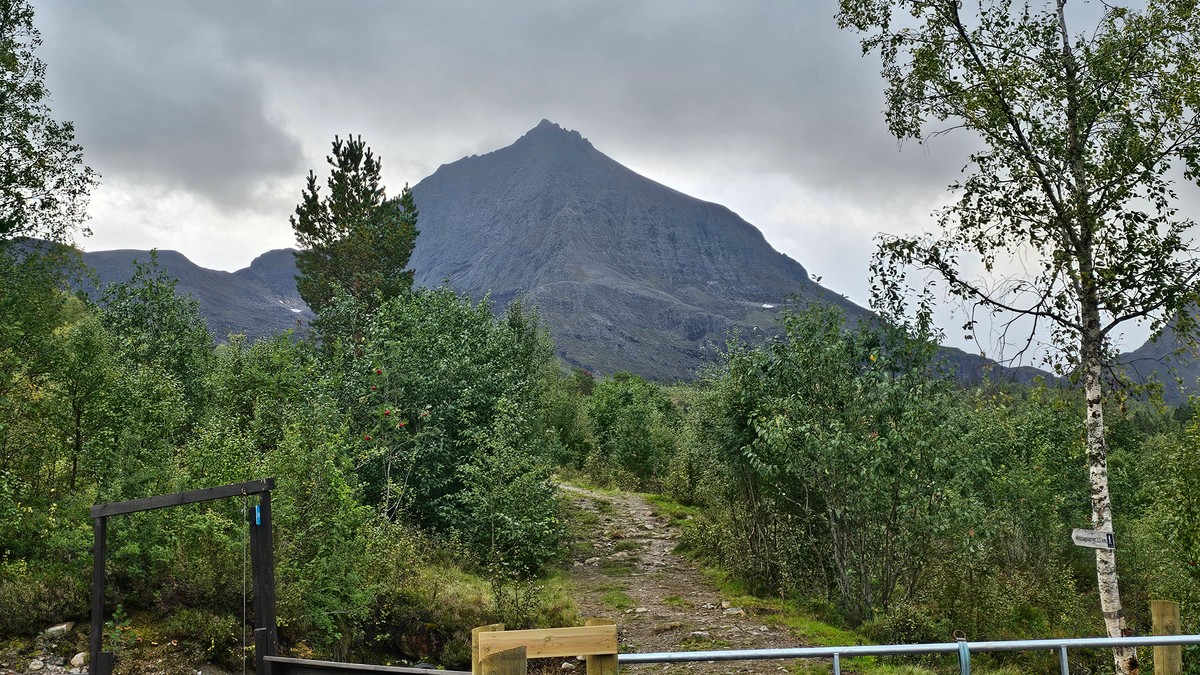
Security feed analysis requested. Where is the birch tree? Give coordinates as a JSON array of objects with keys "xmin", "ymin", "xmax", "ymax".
[{"xmin": 836, "ymin": 2, "xmax": 1200, "ymax": 672}]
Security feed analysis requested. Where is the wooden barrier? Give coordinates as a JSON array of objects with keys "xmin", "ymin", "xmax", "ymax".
[
  {"xmin": 1152, "ymin": 600, "xmax": 1182, "ymax": 675},
  {"xmin": 584, "ymin": 619, "xmax": 617, "ymax": 675},
  {"xmin": 473, "ymin": 621, "xmax": 619, "ymax": 675},
  {"xmin": 472, "ymin": 623, "xmax": 504, "ymax": 675},
  {"xmin": 90, "ymin": 479, "xmax": 277, "ymax": 675},
  {"xmin": 480, "ymin": 647, "xmax": 526, "ymax": 675}
]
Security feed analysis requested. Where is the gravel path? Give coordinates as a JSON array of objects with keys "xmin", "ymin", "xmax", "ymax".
[{"xmin": 562, "ymin": 485, "xmax": 810, "ymax": 675}]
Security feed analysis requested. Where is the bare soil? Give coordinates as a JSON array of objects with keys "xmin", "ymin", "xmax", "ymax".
[{"xmin": 562, "ymin": 485, "xmax": 808, "ymax": 674}]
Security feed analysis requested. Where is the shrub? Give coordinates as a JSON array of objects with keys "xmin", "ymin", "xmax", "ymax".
[
  {"xmin": 162, "ymin": 608, "xmax": 242, "ymax": 671},
  {"xmin": 451, "ymin": 397, "xmax": 564, "ymax": 580},
  {"xmin": 359, "ymin": 290, "xmax": 557, "ymax": 529},
  {"xmin": 585, "ymin": 374, "xmax": 679, "ymax": 489},
  {"xmin": 0, "ymin": 563, "xmax": 86, "ymax": 635}
]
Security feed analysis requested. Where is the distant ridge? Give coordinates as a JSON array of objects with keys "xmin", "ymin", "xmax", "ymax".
[
  {"xmin": 62, "ymin": 120, "xmax": 1054, "ymax": 385},
  {"xmin": 77, "ymin": 247, "xmax": 312, "ymax": 341},
  {"xmin": 1119, "ymin": 320, "xmax": 1200, "ymax": 405}
]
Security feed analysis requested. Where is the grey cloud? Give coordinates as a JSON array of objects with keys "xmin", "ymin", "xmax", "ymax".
[
  {"xmin": 36, "ymin": 0, "xmax": 973, "ymax": 217},
  {"xmin": 39, "ymin": 1, "xmax": 304, "ymax": 211},
  {"xmin": 190, "ymin": 3, "xmax": 970, "ymax": 189}
]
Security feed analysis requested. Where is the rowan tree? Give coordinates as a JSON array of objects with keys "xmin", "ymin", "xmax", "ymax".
[
  {"xmin": 0, "ymin": 0, "xmax": 97, "ymax": 246},
  {"xmin": 291, "ymin": 135, "xmax": 418, "ymax": 336},
  {"xmin": 837, "ymin": 2, "xmax": 1200, "ymax": 672}
]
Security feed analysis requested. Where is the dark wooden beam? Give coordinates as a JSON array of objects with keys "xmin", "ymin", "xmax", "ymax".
[
  {"xmin": 251, "ymin": 491, "xmax": 279, "ymax": 674},
  {"xmin": 90, "ymin": 516, "xmax": 111, "ymax": 675},
  {"xmin": 89, "ymin": 478, "xmax": 278, "ymax": 675},
  {"xmin": 90, "ymin": 478, "xmax": 275, "ymax": 518},
  {"xmin": 92, "ymin": 651, "xmax": 115, "ymax": 675}
]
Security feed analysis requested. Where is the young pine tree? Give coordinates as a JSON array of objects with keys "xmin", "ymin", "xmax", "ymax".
[{"xmin": 291, "ymin": 135, "xmax": 418, "ymax": 344}]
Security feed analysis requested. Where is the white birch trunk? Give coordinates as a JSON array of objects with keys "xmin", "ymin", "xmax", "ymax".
[{"xmin": 1082, "ymin": 332, "xmax": 1138, "ymax": 675}]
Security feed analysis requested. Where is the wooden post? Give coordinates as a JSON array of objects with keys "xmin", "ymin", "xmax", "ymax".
[
  {"xmin": 480, "ymin": 646, "xmax": 527, "ymax": 675},
  {"xmin": 90, "ymin": 516, "xmax": 114, "ymax": 675},
  {"xmin": 1152, "ymin": 600, "xmax": 1182, "ymax": 675},
  {"xmin": 250, "ymin": 492, "xmax": 279, "ymax": 675},
  {"xmin": 93, "ymin": 651, "xmax": 115, "ymax": 675},
  {"xmin": 584, "ymin": 619, "xmax": 618, "ymax": 675},
  {"xmin": 472, "ymin": 623, "xmax": 505, "ymax": 675}
]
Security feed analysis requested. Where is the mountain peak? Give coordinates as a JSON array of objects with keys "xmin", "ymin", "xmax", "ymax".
[
  {"xmin": 518, "ymin": 119, "xmax": 592, "ymax": 148},
  {"xmin": 408, "ymin": 120, "xmax": 867, "ymax": 380}
]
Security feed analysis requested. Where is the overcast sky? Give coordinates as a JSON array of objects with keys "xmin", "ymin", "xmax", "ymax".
[{"xmin": 33, "ymin": 1, "xmax": 1191, "ymax": 358}]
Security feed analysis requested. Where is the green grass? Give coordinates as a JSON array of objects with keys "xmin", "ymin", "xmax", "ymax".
[
  {"xmin": 531, "ymin": 571, "xmax": 582, "ymax": 628},
  {"xmin": 792, "ymin": 664, "xmax": 933, "ymax": 675},
  {"xmin": 679, "ymin": 634, "xmax": 731, "ymax": 650},
  {"xmin": 612, "ymin": 540, "xmax": 641, "ymax": 553},
  {"xmin": 780, "ymin": 614, "xmax": 862, "ymax": 645},
  {"xmin": 572, "ymin": 508, "xmax": 600, "ymax": 528},
  {"xmin": 662, "ymin": 594, "xmax": 692, "ymax": 609},
  {"xmin": 598, "ymin": 558, "xmax": 636, "ymax": 576},
  {"xmin": 684, "ymin": 538, "xmax": 936, "ymax": 675},
  {"xmin": 600, "ymin": 590, "xmax": 636, "ymax": 610},
  {"xmin": 583, "ymin": 580, "xmax": 627, "ymax": 593},
  {"xmin": 697, "ymin": 566, "xmax": 861, "ymax": 642},
  {"xmin": 643, "ymin": 492, "xmax": 702, "ymax": 526}
]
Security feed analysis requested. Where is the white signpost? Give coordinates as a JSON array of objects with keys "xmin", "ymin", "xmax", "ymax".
[{"xmin": 1072, "ymin": 528, "xmax": 1115, "ymax": 550}]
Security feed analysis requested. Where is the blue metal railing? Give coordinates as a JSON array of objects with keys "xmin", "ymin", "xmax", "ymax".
[{"xmin": 618, "ymin": 633, "xmax": 1200, "ymax": 674}]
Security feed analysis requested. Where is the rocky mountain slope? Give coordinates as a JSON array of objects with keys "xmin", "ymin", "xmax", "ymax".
[
  {"xmin": 407, "ymin": 120, "xmax": 863, "ymax": 379},
  {"xmin": 1118, "ymin": 321, "xmax": 1199, "ymax": 405}
]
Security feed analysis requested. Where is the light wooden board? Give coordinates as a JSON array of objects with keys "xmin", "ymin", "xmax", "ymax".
[
  {"xmin": 480, "ymin": 646, "xmax": 527, "ymax": 675},
  {"xmin": 477, "ymin": 625, "xmax": 618, "ymax": 660},
  {"xmin": 1152, "ymin": 600, "xmax": 1182, "ymax": 675}
]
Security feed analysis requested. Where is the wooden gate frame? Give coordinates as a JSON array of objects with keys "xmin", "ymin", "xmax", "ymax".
[{"xmin": 89, "ymin": 478, "xmax": 278, "ymax": 675}]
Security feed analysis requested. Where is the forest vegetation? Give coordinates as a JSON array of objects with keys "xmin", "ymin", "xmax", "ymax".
[
  {"xmin": 3, "ymin": 0, "xmax": 1200, "ymax": 673},
  {"xmin": 5, "ymin": 243, "xmax": 1200, "ymax": 672}
]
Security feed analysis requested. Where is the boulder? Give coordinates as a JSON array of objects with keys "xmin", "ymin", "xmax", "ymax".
[{"xmin": 41, "ymin": 622, "xmax": 74, "ymax": 637}]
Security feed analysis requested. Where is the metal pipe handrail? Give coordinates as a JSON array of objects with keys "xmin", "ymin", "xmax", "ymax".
[
  {"xmin": 618, "ymin": 633, "xmax": 1200, "ymax": 665},
  {"xmin": 265, "ymin": 655, "xmax": 471, "ymax": 674}
]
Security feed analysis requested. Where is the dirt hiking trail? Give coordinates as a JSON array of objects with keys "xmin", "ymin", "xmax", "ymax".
[{"xmin": 562, "ymin": 485, "xmax": 809, "ymax": 674}]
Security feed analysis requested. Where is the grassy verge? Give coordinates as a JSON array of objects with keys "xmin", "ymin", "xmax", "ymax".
[
  {"xmin": 641, "ymin": 491, "xmax": 951, "ymax": 675},
  {"xmin": 694, "ymin": 566, "xmax": 941, "ymax": 675}
]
